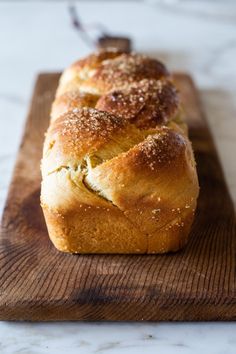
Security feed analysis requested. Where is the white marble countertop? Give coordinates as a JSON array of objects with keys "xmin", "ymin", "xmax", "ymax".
[{"xmin": 0, "ymin": 1, "xmax": 236, "ymax": 353}]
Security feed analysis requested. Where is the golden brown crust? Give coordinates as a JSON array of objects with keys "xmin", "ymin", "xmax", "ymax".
[
  {"xmin": 84, "ymin": 125, "xmax": 198, "ymax": 235},
  {"xmin": 41, "ymin": 49, "xmax": 199, "ymax": 254},
  {"xmin": 70, "ymin": 48, "xmax": 123, "ymax": 72},
  {"xmin": 51, "ymin": 91, "xmax": 99, "ymax": 122},
  {"xmin": 57, "ymin": 51, "xmax": 170, "ymax": 97},
  {"xmin": 96, "ymin": 79, "xmax": 179, "ymax": 128},
  {"xmin": 42, "ymin": 206, "xmax": 192, "ymax": 254},
  {"xmin": 42, "ymin": 107, "xmax": 153, "ymax": 175},
  {"xmin": 42, "ymin": 205, "xmax": 148, "ymax": 254},
  {"xmin": 56, "ymin": 48, "xmax": 122, "ymax": 97},
  {"xmin": 80, "ymin": 53, "xmax": 170, "ymax": 94},
  {"xmin": 51, "ymin": 108, "xmax": 124, "ymax": 155}
]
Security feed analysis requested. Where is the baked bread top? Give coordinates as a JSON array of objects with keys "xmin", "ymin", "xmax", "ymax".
[{"xmin": 41, "ymin": 49, "xmax": 199, "ymax": 253}]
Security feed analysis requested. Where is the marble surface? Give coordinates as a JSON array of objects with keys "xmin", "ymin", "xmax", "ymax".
[
  {"xmin": 1, "ymin": 322, "xmax": 236, "ymax": 354},
  {"xmin": 0, "ymin": 1, "xmax": 236, "ymax": 353}
]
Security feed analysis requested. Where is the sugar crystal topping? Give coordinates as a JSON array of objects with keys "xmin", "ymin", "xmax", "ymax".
[
  {"xmin": 96, "ymin": 79, "xmax": 179, "ymax": 128},
  {"xmin": 61, "ymin": 108, "xmax": 123, "ymax": 136},
  {"xmin": 91, "ymin": 53, "xmax": 169, "ymax": 89},
  {"xmin": 137, "ymin": 128, "xmax": 185, "ymax": 170}
]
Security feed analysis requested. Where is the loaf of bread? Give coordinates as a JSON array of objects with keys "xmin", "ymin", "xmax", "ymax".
[{"xmin": 41, "ymin": 49, "xmax": 199, "ymax": 254}]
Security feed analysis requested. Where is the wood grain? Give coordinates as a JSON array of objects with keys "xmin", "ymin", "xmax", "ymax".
[{"xmin": 0, "ymin": 73, "xmax": 235, "ymax": 321}]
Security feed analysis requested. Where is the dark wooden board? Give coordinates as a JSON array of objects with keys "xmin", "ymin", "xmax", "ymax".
[{"xmin": 0, "ymin": 73, "xmax": 235, "ymax": 321}]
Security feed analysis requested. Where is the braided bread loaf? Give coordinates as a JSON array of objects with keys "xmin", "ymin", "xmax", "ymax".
[{"xmin": 41, "ymin": 49, "xmax": 199, "ymax": 254}]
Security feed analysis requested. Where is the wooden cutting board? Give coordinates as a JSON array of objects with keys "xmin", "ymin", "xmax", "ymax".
[{"xmin": 0, "ymin": 73, "xmax": 235, "ymax": 321}]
